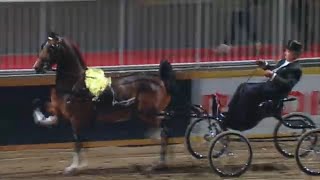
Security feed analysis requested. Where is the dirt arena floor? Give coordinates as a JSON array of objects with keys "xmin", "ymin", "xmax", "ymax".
[{"xmin": 0, "ymin": 142, "xmax": 318, "ymax": 180}]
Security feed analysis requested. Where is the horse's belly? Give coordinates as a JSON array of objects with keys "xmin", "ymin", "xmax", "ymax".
[{"xmin": 96, "ymin": 110, "xmax": 131, "ymax": 123}]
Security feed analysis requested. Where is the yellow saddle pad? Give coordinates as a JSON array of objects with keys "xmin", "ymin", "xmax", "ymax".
[{"xmin": 84, "ymin": 68, "xmax": 111, "ymax": 100}]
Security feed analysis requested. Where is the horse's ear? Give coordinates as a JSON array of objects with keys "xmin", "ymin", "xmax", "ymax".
[{"xmin": 48, "ymin": 31, "xmax": 59, "ymax": 41}]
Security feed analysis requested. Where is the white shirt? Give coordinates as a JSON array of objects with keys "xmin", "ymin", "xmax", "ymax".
[{"xmin": 272, "ymin": 60, "xmax": 290, "ymax": 73}]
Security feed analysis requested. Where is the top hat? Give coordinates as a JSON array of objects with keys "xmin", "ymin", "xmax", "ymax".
[{"xmin": 286, "ymin": 40, "xmax": 302, "ymax": 53}]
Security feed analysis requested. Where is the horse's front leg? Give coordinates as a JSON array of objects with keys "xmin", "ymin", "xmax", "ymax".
[
  {"xmin": 64, "ymin": 132, "xmax": 87, "ymax": 174},
  {"xmin": 33, "ymin": 111, "xmax": 58, "ymax": 126},
  {"xmin": 64, "ymin": 102, "xmax": 93, "ymax": 174},
  {"xmin": 33, "ymin": 99, "xmax": 58, "ymax": 126}
]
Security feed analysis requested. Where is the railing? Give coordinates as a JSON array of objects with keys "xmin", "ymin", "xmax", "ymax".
[{"xmin": 0, "ymin": 0, "xmax": 319, "ymax": 70}]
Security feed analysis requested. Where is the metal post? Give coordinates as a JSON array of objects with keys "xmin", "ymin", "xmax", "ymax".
[
  {"xmin": 202, "ymin": 0, "xmax": 210, "ymax": 60},
  {"xmin": 95, "ymin": 0, "xmax": 102, "ymax": 64},
  {"xmin": 179, "ymin": 0, "xmax": 186, "ymax": 63},
  {"xmin": 271, "ymin": 0, "xmax": 278, "ymax": 59},
  {"xmin": 118, "ymin": 0, "xmax": 126, "ymax": 65},
  {"xmin": 39, "ymin": 2, "xmax": 46, "ymax": 45},
  {"xmin": 263, "ymin": 1, "xmax": 271, "ymax": 46},
  {"xmin": 315, "ymin": 1, "xmax": 320, "ymax": 48},
  {"xmin": 195, "ymin": 0, "xmax": 202, "ymax": 62},
  {"xmin": 165, "ymin": 0, "xmax": 171, "ymax": 58},
  {"xmin": 211, "ymin": 0, "xmax": 218, "ymax": 48},
  {"xmin": 278, "ymin": 0, "xmax": 285, "ymax": 56}
]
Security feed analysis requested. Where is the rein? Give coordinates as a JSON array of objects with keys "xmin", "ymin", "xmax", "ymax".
[{"xmin": 245, "ymin": 68, "xmax": 259, "ymax": 83}]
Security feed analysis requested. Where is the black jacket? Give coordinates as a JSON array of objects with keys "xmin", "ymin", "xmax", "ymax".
[{"xmin": 262, "ymin": 59, "xmax": 302, "ymax": 96}]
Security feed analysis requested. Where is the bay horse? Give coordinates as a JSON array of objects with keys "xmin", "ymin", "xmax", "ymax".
[{"xmin": 32, "ymin": 32, "xmax": 175, "ymax": 174}]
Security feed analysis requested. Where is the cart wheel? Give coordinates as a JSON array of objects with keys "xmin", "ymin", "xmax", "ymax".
[
  {"xmin": 295, "ymin": 128, "xmax": 320, "ymax": 176},
  {"xmin": 185, "ymin": 118, "xmax": 222, "ymax": 159},
  {"xmin": 208, "ymin": 130, "xmax": 252, "ymax": 177},
  {"xmin": 274, "ymin": 112, "xmax": 316, "ymax": 158}
]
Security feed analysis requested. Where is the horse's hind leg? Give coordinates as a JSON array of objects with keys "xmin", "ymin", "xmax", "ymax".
[
  {"xmin": 159, "ymin": 119, "xmax": 170, "ymax": 167},
  {"xmin": 146, "ymin": 117, "xmax": 171, "ymax": 171}
]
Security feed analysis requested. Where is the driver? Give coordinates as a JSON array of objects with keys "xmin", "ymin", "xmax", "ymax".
[{"xmin": 224, "ymin": 40, "xmax": 303, "ymax": 130}]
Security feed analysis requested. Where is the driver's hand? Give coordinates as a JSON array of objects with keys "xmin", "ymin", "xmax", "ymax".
[
  {"xmin": 264, "ymin": 70, "xmax": 274, "ymax": 78},
  {"xmin": 255, "ymin": 60, "xmax": 266, "ymax": 68}
]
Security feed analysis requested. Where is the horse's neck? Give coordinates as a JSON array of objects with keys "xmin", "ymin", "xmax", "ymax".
[{"xmin": 55, "ymin": 55, "xmax": 86, "ymax": 92}]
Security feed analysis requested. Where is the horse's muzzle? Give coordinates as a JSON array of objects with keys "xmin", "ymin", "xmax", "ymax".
[{"xmin": 34, "ymin": 67, "xmax": 46, "ymax": 74}]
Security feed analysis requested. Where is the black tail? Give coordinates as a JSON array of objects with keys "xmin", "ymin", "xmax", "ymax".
[{"xmin": 159, "ymin": 60, "xmax": 176, "ymax": 95}]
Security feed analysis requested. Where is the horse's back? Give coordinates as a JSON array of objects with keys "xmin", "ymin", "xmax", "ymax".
[
  {"xmin": 113, "ymin": 74, "xmax": 161, "ymax": 86},
  {"xmin": 112, "ymin": 74, "xmax": 164, "ymax": 98}
]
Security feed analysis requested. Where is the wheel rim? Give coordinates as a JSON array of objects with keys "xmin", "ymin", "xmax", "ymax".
[{"xmin": 209, "ymin": 132, "xmax": 252, "ymax": 177}]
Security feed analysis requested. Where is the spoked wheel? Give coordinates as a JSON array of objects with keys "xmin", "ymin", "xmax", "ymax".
[
  {"xmin": 273, "ymin": 112, "xmax": 316, "ymax": 158},
  {"xmin": 208, "ymin": 130, "xmax": 252, "ymax": 177},
  {"xmin": 295, "ymin": 128, "xmax": 320, "ymax": 175},
  {"xmin": 185, "ymin": 118, "xmax": 222, "ymax": 159}
]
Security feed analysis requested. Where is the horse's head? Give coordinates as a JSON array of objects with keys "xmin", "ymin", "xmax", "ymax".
[{"xmin": 33, "ymin": 32, "xmax": 63, "ymax": 74}]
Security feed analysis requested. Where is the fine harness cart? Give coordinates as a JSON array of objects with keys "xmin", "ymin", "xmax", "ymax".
[{"xmin": 178, "ymin": 93, "xmax": 316, "ymax": 177}]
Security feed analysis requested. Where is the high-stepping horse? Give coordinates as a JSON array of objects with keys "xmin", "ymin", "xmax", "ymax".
[{"xmin": 32, "ymin": 32, "xmax": 176, "ymax": 174}]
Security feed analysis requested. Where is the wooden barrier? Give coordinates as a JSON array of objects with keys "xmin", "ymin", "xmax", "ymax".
[{"xmin": 0, "ymin": 66, "xmax": 318, "ymax": 87}]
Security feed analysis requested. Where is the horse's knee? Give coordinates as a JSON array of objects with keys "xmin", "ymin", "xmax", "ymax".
[
  {"xmin": 161, "ymin": 126, "xmax": 169, "ymax": 138},
  {"xmin": 73, "ymin": 133, "xmax": 83, "ymax": 153},
  {"xmin": 161, "ymin": 117, "xmax": 171, "ymax": 134}
]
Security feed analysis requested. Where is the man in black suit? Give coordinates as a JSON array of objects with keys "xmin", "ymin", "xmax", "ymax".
[{"xmin": 224, "ymin": 40, "xmax": 303, "ymax": 131}]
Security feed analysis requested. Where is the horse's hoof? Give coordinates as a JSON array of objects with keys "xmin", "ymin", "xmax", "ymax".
[
  {"xmin": 131, "ymin": 164, "xmax": 143, "ymax": 171},
  {"xmin": 146, "ymin": 162, "xmax": 168, "ymax": 172},
  {"xmin": 63, "ymin": 166, "xmax": 79, "ymax": 175}
]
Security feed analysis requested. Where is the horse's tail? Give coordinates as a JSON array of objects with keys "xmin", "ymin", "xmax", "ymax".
[{"xmin": 159, "ymin": 60, "xmax": 176, "ymax": 95}]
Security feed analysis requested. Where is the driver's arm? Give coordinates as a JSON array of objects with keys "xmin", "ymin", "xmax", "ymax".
[{"xmin": 271, "ymin": 69, "xmax": 302, "ymax": 91}]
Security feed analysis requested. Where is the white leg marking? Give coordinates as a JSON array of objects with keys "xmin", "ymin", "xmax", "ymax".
[
  {"xmin": 64, "ymin": 151, "xmax": 88, "ymax": 174},
  {"xmin": 64, "ymin": 152, "xmax": 80, "ymax": 174},
  {"xmin": 33, "ymin": 108, "xmax": 58, "ymax": 126}
]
